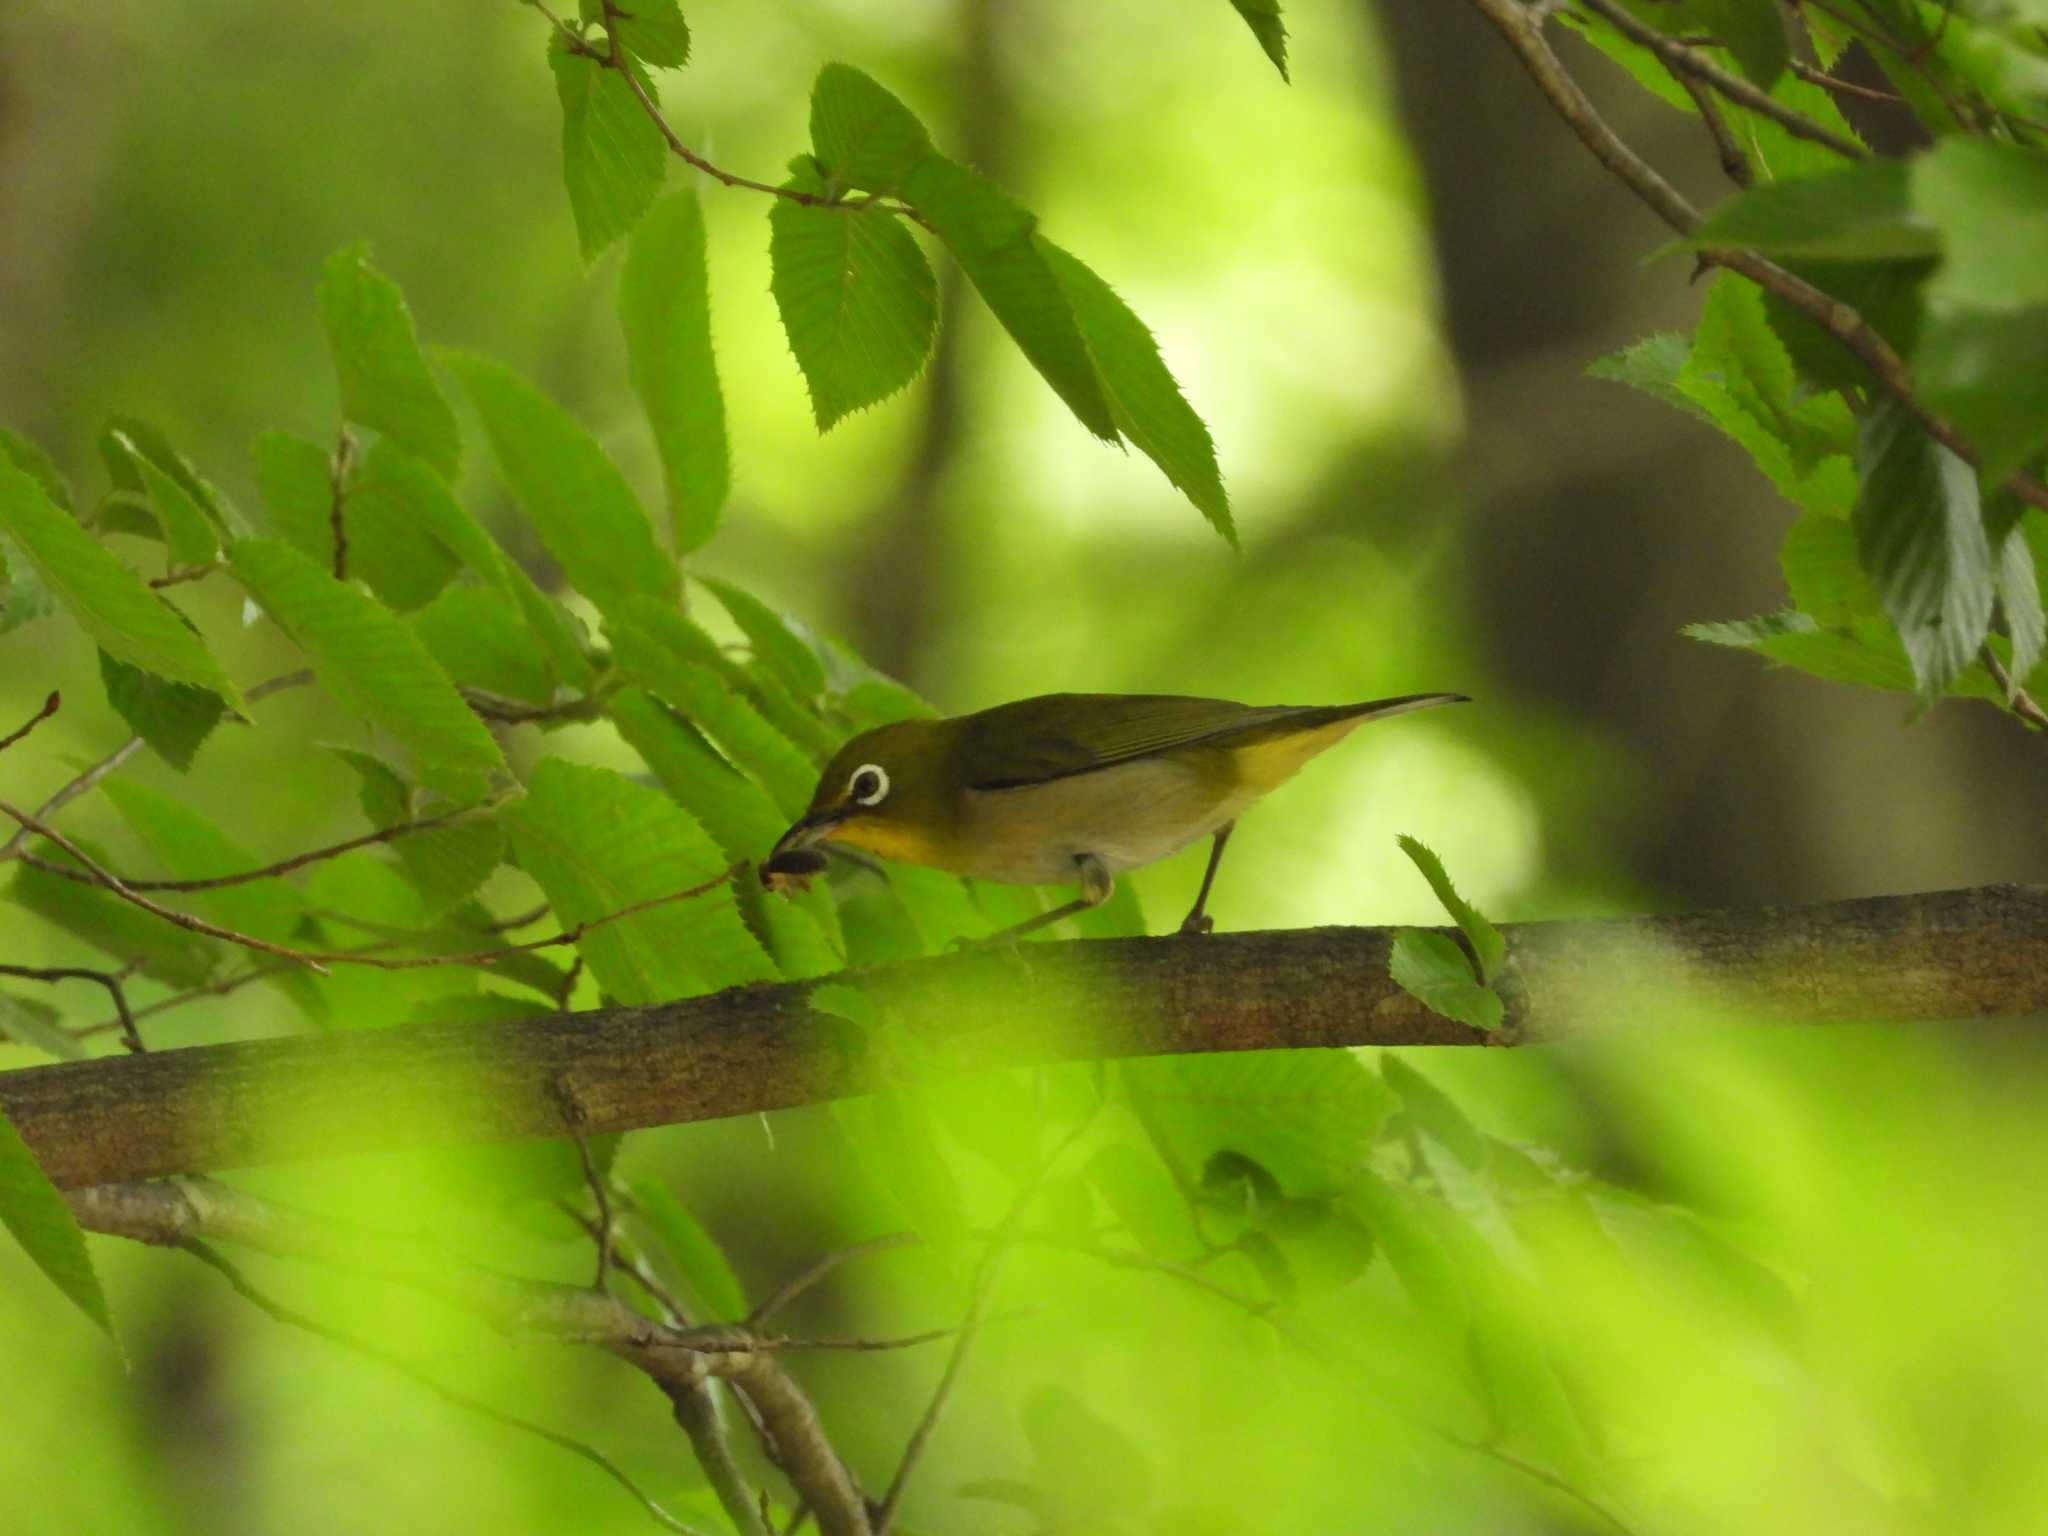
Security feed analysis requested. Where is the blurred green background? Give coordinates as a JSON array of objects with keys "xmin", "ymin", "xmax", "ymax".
[{"xmin": 4, "ymin": 1, "xmax": 2048, "ymax": 1532}]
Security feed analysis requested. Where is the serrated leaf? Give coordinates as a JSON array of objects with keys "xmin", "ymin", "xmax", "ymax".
[
  {"xmin": 442, "ymin": 350, "xmax": 675, "ymax": 608},
  {"xmin": 0, "ymin": 1107, "xmax": 114, "ymax": 1342},
  {"xmin": 98, "ymin": 650, "xmax": 225, "ymax": 772},
  {"xmin": 318, "ymin": 244, "xmax": 461, "ymax": 479},
  {"xmin": 769, "ymin": 190, "xmax": 938, "ymax": 430},
  {"xmin": 1689, "ymin": 0, "xmax": 1787, "ymax": 87},
  {"xmin": 504, "ymin": 759, "xmax": 771, "ymax": 1001},
  {"xmin": 808, "ymin": 63, "xmax": 934, "ymax": 194},
  {"xmin": 1912, "ymin": 138, "xmax": 2048, "ymax": 313},
  {"xmin": 0, "ymin": 534, "xmax": 57, "ymax": 636},
  {"xmin": 250, "ymin": 428, "xmax": 339, "ymax": 567},
  {"xmin": 619, "ymin": 189, "xmax": 729, "ymax": 551},
  {"xmin": 101, "ymin": 428, "xmax": 218, "ymax": 567},
  {"xmin": 1586, "ymin": 332, "xmax": 1710, "ymax": 424},
  {"xmin": 1688, "ymin": 161, "xmax": 1936, "ymax": 261},
  {"xmin": 902, "ymin": 155, "xmax": 1118, "ymax": 441},
  {"xmin": 9, "ymin": 843, "xmax": 218, "ymax": 988},
  {"xmin": 630, "ymin": 1181, "xmax": 748, "ymax": 1323},
  {"xmin": 608, "ymin": 688, "xmax": 785, "ymax": 858},
  {"xmin": 412, "ymin": 585, "xmax": 554, "ymax": 705},
  {"xmin": 1393, "ymin": 835, "xmax": 1504, "ymax": 983},
  {"xmin": 1226, "ymin": 0, "xmax": 1289, "ymax": 81},
  {"xmin": 101, "ymin": 778, "xmax": 304, "ymax": 944},
  {"xmin": 1851, "ymin": 397, "xmax": 1994, "ymax": 694},
  {"xmin": 1682, "ymin": 608, "xmax": 2009, "ymax": 700},
  {"xmin": 0, "ymin": 466, "xmax": 241, "ymax": 708},
  {"xmin": 0, "ymin": 993, "xmax": 85, "ymax": 1061},
  {"xmin": 98, "ymin": 417, "xmax": 238, "ymax": 535},
  {"xmin": 607, "ymin": 0, "xmax": 689, "ymax": 67},
  {"xmin": 0, "ymin": 427, "xmax": 72, "ymax": 511},
  {"xmin": 1996, "ymin": 523, "xmax": 2045, "ymax": 690},
  {"xmin": 1388, "ymin": 928, "xmax": 1504, "ymax": 1032},
  {"xmin": 699, "ymin": 577, "xmax": 827, "ymax": 699},
  {"xmin": 1038, "ymin": 239, "xmax": 1233, "ymax": 543},
  {"xmin": 549, "ymin": 40, "xmax": 667, "ymax": 260},
  {"xmin": 1780, "ymin": 511, "xmax": 1882, "ymax": 626},
  {"xmin": 230, "ymin": 538, "xmax": 504, "ymax": 796}
]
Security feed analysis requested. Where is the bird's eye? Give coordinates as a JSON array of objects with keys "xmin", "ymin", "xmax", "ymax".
[{"xmin": 848, "ymin": 764, "xmax": 889, "ymax": 807}]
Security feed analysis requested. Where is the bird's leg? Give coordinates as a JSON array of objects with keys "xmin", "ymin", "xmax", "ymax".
[
  {"xmin": 1178, "ymin": 821, "xmax": 1235, "ymax": 936},
  {"xmin": 972, "ymin": 853, "xmax": 1113, "ymax": 945}
]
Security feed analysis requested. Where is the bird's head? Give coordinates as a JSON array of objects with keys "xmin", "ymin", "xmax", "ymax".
[{"xmin": 765, "ymin": 718, "xmax": 958, "ymax": 880}]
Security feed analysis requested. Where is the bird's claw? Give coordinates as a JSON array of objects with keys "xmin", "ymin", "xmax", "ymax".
[{"xmin": 1178, "ymin": 913, "xmax": 1215, "ymax": 936}]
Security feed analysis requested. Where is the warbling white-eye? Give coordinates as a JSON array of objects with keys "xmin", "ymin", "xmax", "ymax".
[{"xmin": 763, "ymin": 691, "xmax": 1468, "ymax": 940}]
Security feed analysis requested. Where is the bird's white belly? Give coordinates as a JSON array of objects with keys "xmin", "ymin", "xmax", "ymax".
[{"xmin": 957, "ymin": 757, "xmax": 1247, "ymax": 886}]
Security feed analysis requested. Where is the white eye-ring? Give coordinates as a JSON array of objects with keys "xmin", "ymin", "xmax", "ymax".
[{"xmin": 848, "ymin": 763, "xmax": 890, "ymax": 807}]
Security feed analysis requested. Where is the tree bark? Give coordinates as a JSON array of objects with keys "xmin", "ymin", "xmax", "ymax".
[{"xmin": 5, "ymin": 884, "xmax": 2044, "ymax": 1189}]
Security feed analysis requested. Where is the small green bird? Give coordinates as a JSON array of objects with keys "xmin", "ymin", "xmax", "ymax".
[{"xmin": 764, "ymin": 690, "xmax": 1469, "ymax": 940}]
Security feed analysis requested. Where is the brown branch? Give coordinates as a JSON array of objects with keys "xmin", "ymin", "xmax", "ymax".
[
  {"xmin": 0, "ymin": 963, "xmax": 142, "ymax": 1055},
  {"xmin": 4, "ymin": 884, "xmax": 2044, "ymax": 1190},
  {"xmin": 149, "ymin": 562, "xmax": 220, "ymax": 590},
  {"xmin": 1674, "ymin": 70, "xmax": 1753, "ymax": 187},
  {"xmin": 0, "ymin": 691, "xmax": 60, "ymax": 755},
  {"xmin": 1980, "ymin": 645, "xmax": 2048, "ymax": 733},
  {"xmin": 1463, "ymin": 0, "xmax": 2048, "ymax": 515},
  {"xmin": 1577, "ymin": 0, "xmax": 1867, "ymax": 162}
]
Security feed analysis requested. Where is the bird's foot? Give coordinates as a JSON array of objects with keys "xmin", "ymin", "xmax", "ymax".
[{"xmin": 1177, "ymin": 913, "xmax": 1215, "ymax": 936}]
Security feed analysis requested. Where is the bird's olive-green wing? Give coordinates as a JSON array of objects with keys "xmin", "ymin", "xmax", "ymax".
[{"xmin": 956, "ymin": 694, "xmax": 1328, "ymax": 790}]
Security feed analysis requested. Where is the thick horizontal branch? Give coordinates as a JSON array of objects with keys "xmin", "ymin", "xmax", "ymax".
[{"xmin": 3, "ymin": 885, "xmax": 2042, "ymax": 1190}]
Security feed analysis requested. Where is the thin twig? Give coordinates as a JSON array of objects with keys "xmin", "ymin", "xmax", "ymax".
[
  {"xmin": 750, "ymin": 1232, "xmax": 921, "ymax": 1328},
  {"xmin": 179, "ymin": 1238, "xmax": 712, "ymax": 1535},
  {"xmin": 563, "ymin": 1102, "xmax": 618, "ymax": 1296},
  {"xmin": 0, "ymin": 963, "xmax": 143, "ymax": 1054},
  {"xmin": 328, "ymin": 426, "xmax": 357, "ymax": 581},
  {"xmin": 462, "ymin": 688, "xmax": 606, "ymax": 725},
  {"xmin": 0, "ymin": 691, "xmax": 60, "ymax": 755},
  {"xmin": 148, "ymin": 563, "xmax": 220, "ymax": 590},
  {"xmin": 557, "ymin": 1198, "xmax": 694, "ymax": 1325},
  {"xmin": 1981, "ymin": 645, "xmax": 2048, "ymax": 733},
  {"xmin": 1673, "ymin": 70, "xmax": 1753, "ymax": 187}
]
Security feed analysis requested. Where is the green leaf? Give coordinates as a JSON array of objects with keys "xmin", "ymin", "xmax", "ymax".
[
  {"xmin": 0, "ymin": 993, "xmax": 85, "ymax": 1061},
  {"xmin": 1381, "ymin": 1055, "xmax": 1489, "ymax": 1170},
  {"xmin": 699, "ymin": 577, "xmax": 827, "ymax": 700},
  {"xmin": 901, "ymin": 155, "xmax": 1118, "ymax": 441},
  {"xmin": 0, "ymin": 1107, "xmax": 114, "ymax": 1342},
  {"xmin": 607, "ymin": 688, "xmax": 786, "ymax": 859},
  {"xmin": 101, "ymin": 427, "xmax": 218, "ymax": 566},
  {"xmin": 1387, "ymin": 929, "xmax": 1504, "ymax": 1032},
  {"xmin": 230, "ymin": 538, "xmax": 505, "ymax": 796},
  {"xmin": 504, "ymin": 759, "xmax": 773, "ymax": 1002},
  {"xmin": 1226, "ymin": 0, "xmax": 1289, "ymax": 80},
  {"xmin": 1086, "ymin": 1137, "xmax": 1202, "ymax": 1260},
  {"xmin": 607, "ymin": 0, "xmax": 689, "ymax": 67},
  {"xmin": 630, "ymin": 1181, "xmax": 748, "ymax": 1323},
  {"xmin": 0, "ymin": 534, "xmax": 57, "ymax": 636},
  {"xmin": 769, "ymin": 188, "xmax": 938, "ymax": 430},
  {"xmin": 548, "ymin": 39, "xmax": 667, "ymax": 260},
  {"xmin": 1851, "ymin": 397, "xmax": 1994, "ymax": 694},
  {"xmin": 1393, "ymin": 835, "xmax": 1504, "ymax": 983},
  {"xmin": 808, "ymin": 64, "xmax": 934, "ymax": 195},
  {"xmin": 98, "ymin": 416, "xmax": 239, "ymax": 535},
  {"xmin": 0, "ymin": 426, "xmax": 72, "ymax": 511},
  {"xmin": 411, "ymin": 585, "xmax": 554, "ymax": 705},
  {"xmin": 441, "ymin": 350, "xmax": 676, "ymax": 608},
  {"xmin": 1996, "ymin": 522, "xmax": 2045, "ymax": 690},
  {"xmin": 251, "ymin": 429, "xmax": 339, "ymax": 568},
  {"xmin": 1779, "ymin": 511, "xmax": 1882, "ymax": 626},
  {"xmin": 1912, "ymin": 138, "xmax": 2048, "ymax": 313},
  {"xmin": 1915, "ymin": 305, "xmax": 2048, "ymax": 485},
  {"xmin": 838, "ymin": 1091, "xmax": 968, "ymax": 1244},
  {"xmin": 318, "ymin": 245, "xmax": 461, "ymax": 479},
  {"xmin": 9, "ymin": 843, "xmax": 217, "ymax": 988},
  {"xmin": 1687, "ymin": 161, "xmax": 1936, "ymax": 261},
  {"xmin": 1038, "ymin": 239, "xmax": 1233, "ymax": 543},
  {"xmin": 332, "ymin": 753, "xmax": 506, "ymax": 920},
  {"xmin": 619, "ymin": 189, "xmax": 729, "ymax": 551},
  {"xmin": 1586, "ymin": 332, "xmax": 1711, "ymax": 424},
  {"xmin": 0, "ymin": 465, "xmax": 241, "ymax": 708},
  {"xmin": 1688, "ymin": 0, "xmax": 1787, "ymax": 87},
  {"xmin": 101, "ymin": 778, "xmax": 306, "ymax": 943},
  {"xmin": 1686, "ymin": 609, "xmax": 1917, "ymax": 693},
  {"xmin": 98, "ymin": 650, "xmax": 225, "ymax": 772}
]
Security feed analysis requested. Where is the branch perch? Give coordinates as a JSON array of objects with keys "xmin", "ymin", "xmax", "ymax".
[{"xmin": 4, "ymin": 884, "xmax": 2043, "ymax": 1190}]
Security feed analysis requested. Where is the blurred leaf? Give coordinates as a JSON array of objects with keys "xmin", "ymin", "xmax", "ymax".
[
  {"xmin": 1915, "ymin": 305, "xmax": 2048, "ymax": 485},
  {"xmin": 1381, "ymin": 1056, "xmax": 1489, "ymax": 1170},
  {"xmin": 100, "ymin": 426, "xmax": 218, "ymax": 566},
  {"xmin": 1022, "ymin": 1384, "xmax": 1155, "ymax": 1518},
  {"xmin": 1393, "ymin": 835, "xmax": 1504, "ymax": 983},
  {"xmin": 844, "ymin": 1089, "xmax": 969, "ymax": 1245},
  {"xmin": 1912, "ymin": 138, "xmax": 2048, "ymax": 313},
  {"xmin": 903, "ymin": 155, "xmax": 1118, "ymax": 441},
  {"xmin": 1688, "ymin": 0, "xmax": 1786, "ymax": 86},
  {"xmin": 0, "ymin": 1107, "xmax": 114, "ymax": 1344},
  {"xmin": 699, "ymin": 577, "xmax": 827, "ymax": 700},
  {"xmin": 1388, "ymin": 929, "xmax": 1504, "ymax": 1033},
  {"xmin": 412, "ymin": 586, "xmax": 554, "ymax": 706},
  {"xmin": 549, "ymin": 39, "xmax": 666, "ymax": 261},
  {"xmin": 604, "ymin": 0, "xmax": 689, "ymax": 68},
  {"xmin": 1226, "ymin": 0, "xmax": 1289, "ymax": 81},
  {"xmin": 1995, "ymin": 524, "xmax": 2045, "ymax": 689},
  {"xmin": 1760, "ymin": 256, "xmax": 1929, "ymax": 395},
  {"xmin": 504, "ymin": 759, "xmax": 771, "ymax": 1001},
  {"xmin": 442, "ymin": 350, "xmax": 676, "ymax": 608},
  {"xmin": 619, "ymin": 188, "xmax": 729, "ymax": 551},
  {"xmin": 0, "ymin": 534, "xmax": 56, "ymax": 636},
  {"xmin": 0, "ymin": 993, "xmax": 84, "ymax": 1061},
  {"xmin": 230, "ymin": 538, "xmax": 504, "ymax": 797},
  {"xmin": 0, "ymin": 465, "xmax": 241, "ymax": 708},
  {"xmin": 630, "ymin": 1181, "xmax": 749, "ymax": 1323},
  {"xmin": 1345, "ymin": 1171, "xmax": 1469, "ymax": 1337},
  {"xmin": 770, "ymin": 185, "xmax": 938, "ymax": 430},
  {"xmin": 9, "ymin": 843, "xmax": 217, "ymax": 988},
  {"xmin": 1266, "ymin": 1198, "xmax": 1375, "ymax": 1293},
  {"xmin": 318, "ymin": 245, "xmax": 461, "ymax": 479},
  {"xmin": 1086, "ymin": 1137, "xmax": 1202, "ymax": 1260},
  {"xmin": 809, "ymin": 63, "xmax": 934, "ymax": 195},
  {"xmin": 0, "ymin": 426, "xmax": 72, "ymax": 511},
  {"xmin": 98, "ymin": 650, "xmax": 225, "ymax": 772},
  {"xmin": 1851, "ymin": 397, "xmax": 1994, "ymax": 694},
  {"xmin": 1039, "ymin": 239, "xmax": 1233, "ymax": 543},
  {"xmin": 1688, "ymin": 161, "xmax": 1936, "ymax": 260}
]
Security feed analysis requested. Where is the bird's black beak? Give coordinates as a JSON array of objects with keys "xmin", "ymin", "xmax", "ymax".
[{"xmin": 766, "ymin": 810, "xmax": 843, "ymax": 873}]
